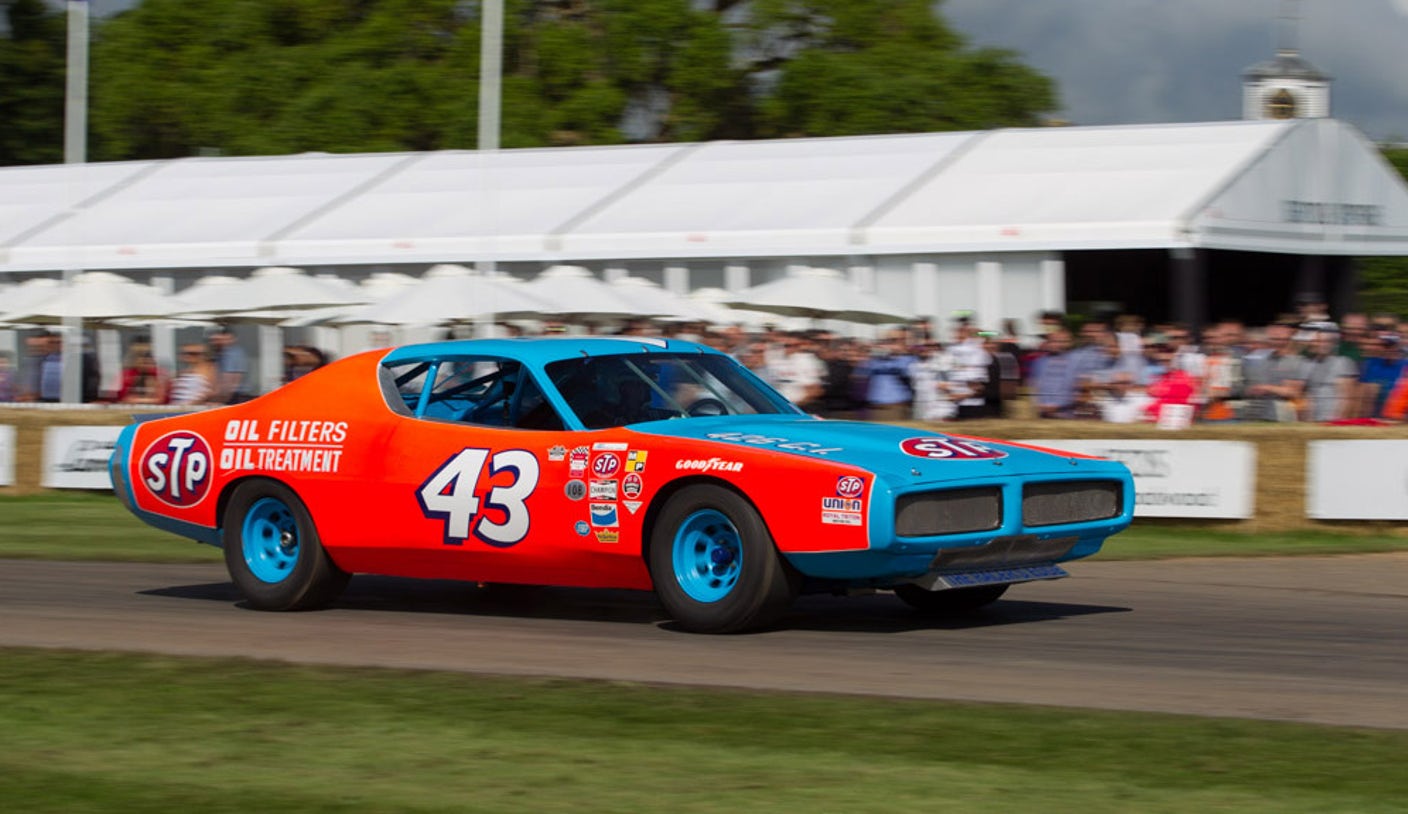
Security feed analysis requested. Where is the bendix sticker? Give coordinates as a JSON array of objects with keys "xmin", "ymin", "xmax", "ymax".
[
  {"xmin": 139, "ymin": 430, "xmax": 214, "ymax": 508},
  {"xmin": 900, "ymin": 436, "xmax": 1007, "ymax": 461}
]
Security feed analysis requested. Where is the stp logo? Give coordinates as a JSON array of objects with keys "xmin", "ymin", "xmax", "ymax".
[
  {"xmin": 591, "ymin": 453, "xmax": 621, "ymax": 477},
  {"xmin": 140, "ymin": 431, "xmax": 213, "ymax": 507},
  {"xmin": 900, "ymin": 436, "xmax": 1007, "ymax": 461},
  {"xmin": 836, "ymin": 475, "xmax": 865, "ymax": 498}
]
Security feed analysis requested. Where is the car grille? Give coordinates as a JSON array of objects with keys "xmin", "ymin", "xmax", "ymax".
[
  {"xmin": 895, "ymin": 487, "xmax": 1002, "ymax": 537},
  {"xmin": 1022, "ymin": 480, "xmax": 1122, "ymax": 527}
]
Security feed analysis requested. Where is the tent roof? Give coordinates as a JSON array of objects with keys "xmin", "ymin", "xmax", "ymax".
[{"xmin": 2, "ymin": 118, "xmax": 1406, "ymax": 274}]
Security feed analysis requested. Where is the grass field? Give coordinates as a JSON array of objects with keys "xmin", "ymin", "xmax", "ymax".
[
  {"xmin": 3, "ymin": 648, "xmax": 1407, "ymax": 814},
  {"xmin": 1, "ymin": 492, "xmax": 1406, "ymax": 563}
]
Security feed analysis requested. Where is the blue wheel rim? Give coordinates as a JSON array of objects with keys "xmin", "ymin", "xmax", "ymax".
[
  {"xmin": 671, "ymin": 509, "xmax": 742, "ymax": 603},
  {"xmin": 242, "ymin": 496, "xmax": 300, "ymax": 584}
]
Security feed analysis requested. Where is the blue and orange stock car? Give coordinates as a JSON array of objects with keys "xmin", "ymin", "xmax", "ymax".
[{"xmin": 111, "ymin": 336, "xmax": 1134, "ymax": 632}]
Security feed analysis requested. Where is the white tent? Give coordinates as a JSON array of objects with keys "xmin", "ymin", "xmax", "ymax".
[{"xmin": 724, "ymin": 266, "xmax": 914, "ymax": 324}]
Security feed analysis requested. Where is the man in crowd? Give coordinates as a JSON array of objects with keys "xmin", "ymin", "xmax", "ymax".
[
  {"xmin": 859, "ymin": 330, "xmax": 916, "ymax": 423},
  {"xmin": 208, "ymin": 324, "xmax": 252, "ymax": 404},
  {"xmin": 1301, "ymin": 329, "xmax": 1358, "ymax": 422},
  {"xmin": 1242, "ymin": 322, "xmax": 1307, "ymax": 421}
]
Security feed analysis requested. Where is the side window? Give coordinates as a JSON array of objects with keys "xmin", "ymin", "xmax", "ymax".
[{"xmin": 380, "ymin": 356, "xmax": 564, "ymax": 430}]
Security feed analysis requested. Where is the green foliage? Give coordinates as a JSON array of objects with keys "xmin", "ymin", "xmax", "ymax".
[
  {"xmin": 0, "ymin": 0, "xmax": 65, "ymax": 165},
  {"xmin": 1357, "ymin": 147, "xmax": 1408, "ymax": 319},
  {"xmin": 57, "ymin": 0, "xmax": 1059, "ymax": 161}
]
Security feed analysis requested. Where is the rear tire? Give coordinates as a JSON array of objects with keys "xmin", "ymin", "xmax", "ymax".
[
  {"xmin": 893, "ymin": 583, "xmax": 1008, "ymax": 613},
  {"xmin": 223, "ymin": 479, "xmax": 349, "ymax": 611},
  {"xmin": 649, "ymin": 484, "xmax": 797, "ymax": 633}
]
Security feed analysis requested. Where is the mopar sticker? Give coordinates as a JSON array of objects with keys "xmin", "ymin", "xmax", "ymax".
[
  {"xmin": 900, "ymin": 436, "xmax": 1007, "ymax": 461},
  {"xmin": 626, "ymin": 450, "xmax": 648, "ymax": 471},
  {"xmin": 140, "ymin": 431, "xmax": 213, "ymax": 508}
]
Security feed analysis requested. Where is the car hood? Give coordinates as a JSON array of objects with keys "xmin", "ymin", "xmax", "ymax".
[{"xmin": 633, "ymin": 415, "xmax": 1112, "ymax": 485}]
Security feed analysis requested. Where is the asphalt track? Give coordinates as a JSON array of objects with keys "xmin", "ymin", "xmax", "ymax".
[{"xmin": 3, "ymin": 553, "xmax": 1406, "ymax": 730}]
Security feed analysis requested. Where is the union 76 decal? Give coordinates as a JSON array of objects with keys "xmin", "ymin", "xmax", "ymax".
[{"xmin": 417, "ymin": 448, "xmax": 540, "ymax": 547}]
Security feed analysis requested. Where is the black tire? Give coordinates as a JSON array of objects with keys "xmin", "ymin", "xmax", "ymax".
[
  {"xmin": 893, "ymin": 582, "xmax": 1008, "ymax": 613},
  {"xmin": 222, "ymin": 479, "xmax": 349, "ymax": 611},
  {"xmin": 648, "ymin": 484, "xmax": 798, "ymax": 633}
]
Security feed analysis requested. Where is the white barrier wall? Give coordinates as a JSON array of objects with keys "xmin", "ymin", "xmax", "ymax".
[
  {"xmin": 1034, "ymin": 439, "xmax": 1257, "ymax": 519},
  {"xmin": 1307, "ymin": 440, "xmax": 1408, "ymax": 520},
  {"xmin": 0, "ymin": 425, "xmax": 14, "ymax": 486},
  {"xmin": 41, "ymin": 426, "xmax": 122, "ymax": 490}
]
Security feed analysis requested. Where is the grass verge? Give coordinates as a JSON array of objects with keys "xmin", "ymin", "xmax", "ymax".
[
  {"xmin": 3, "ymin": 648, "xmax": 1407, "ymax": 814},
  {"xmin": 3, "ymin": 492, "xmax": 1408, "ymax": 563}
]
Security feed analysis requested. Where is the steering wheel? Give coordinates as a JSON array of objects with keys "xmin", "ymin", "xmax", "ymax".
[{"xmin": 685, "ymin": 397, "xmax": 728, "ymax": 417}]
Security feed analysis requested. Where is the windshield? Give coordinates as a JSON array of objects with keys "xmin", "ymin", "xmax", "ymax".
[{"xmin": 545, "ymin": 352, "xmax": 799, "ymax": 430}]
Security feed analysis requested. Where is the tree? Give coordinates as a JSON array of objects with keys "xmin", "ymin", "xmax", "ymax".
[
  {"xmin": 1356, "ymin": 146, "xmax": 1408, "ymax": 318},
  {"xmin": 0, "ymin": 0, "xmax": 65, "ymax": 165},
  {"xmin": 83, "ymin": 0, "xmax": 1058, "ymax": 161}
]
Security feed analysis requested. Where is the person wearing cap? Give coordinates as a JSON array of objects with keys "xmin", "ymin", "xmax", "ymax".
[{"xmin": 1357, "ymin": 328, "xmax": 1404, "ymax": 418}]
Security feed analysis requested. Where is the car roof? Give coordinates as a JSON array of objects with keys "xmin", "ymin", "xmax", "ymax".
[{"xmin": 379, "ymin": 335, "xmax": 725, "ymax": 367}]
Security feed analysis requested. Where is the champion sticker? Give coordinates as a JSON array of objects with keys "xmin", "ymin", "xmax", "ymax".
[
  {"xmin": 590, "ymin": 479, "xmax": 618, "ymax": 500},
  {"xmin": 900, "ymin": 437, "xmax": 1007, "ymax": 461}
]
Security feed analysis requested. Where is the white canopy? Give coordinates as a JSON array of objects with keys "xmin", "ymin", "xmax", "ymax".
[
  {"xmin": 344, "ymin": 264, "xmax": 553, "ymax": 326},
  {"xmin": 2, "ymin": 271, "xmax": 180, "ymax": 325},
  {"xmin": 724, "ymin": 266, "xmax": 915, "ymax": 324},
  {"xmin": 1, "ymin": 118, "xmax": 1406, "ymax": 274}
]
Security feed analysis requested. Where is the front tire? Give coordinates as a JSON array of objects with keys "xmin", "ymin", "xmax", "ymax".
[
  {"xmin": 649, "ymin": 484, "xmax": 797, "ymax": 633},
  {"xmin": 893, "ymin": 583, "xmax": 1008, "ymax": 613},
  {"xmin": 223, "ymin": 479, "xmax": 349, "ymax": 611}
]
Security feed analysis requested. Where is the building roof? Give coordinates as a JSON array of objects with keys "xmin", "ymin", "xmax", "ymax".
[
  {"xmin": 1, "ymin": 117, "xmax": 1406, "ymax": 275},
  {"xmin": 1243, "ymin": 51, "xmax": 1332, "ymax": 82}
]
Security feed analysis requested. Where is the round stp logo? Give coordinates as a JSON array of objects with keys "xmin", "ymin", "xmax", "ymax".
[
  {"xmin": 900, "ymin": 436, "xmax": 1007, "ymax": 461},
  {"xmin": 836, "ymin": 475, "xmax": 865, "ymax": 498},
  {"xmin": 139, "ymin": 431, "xmax": 213, "ymax": 508},
  {"xmin": 591, "ymin": 453, "xmax": 621, "ymax": 478}
]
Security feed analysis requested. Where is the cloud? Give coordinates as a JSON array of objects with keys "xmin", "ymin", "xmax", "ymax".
[{"xmin": 942, "ymin": 0, "xmax": 1408, "ymax": 140}]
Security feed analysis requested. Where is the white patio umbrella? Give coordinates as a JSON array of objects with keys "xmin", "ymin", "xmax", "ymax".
[
  {"xmin": 609, "ymin": 276, "xmax": 716, "ymax": 323},
  {"xmin": 724, "ymin": 266, "xmax": 914, "ymax": 325},
  {"xmin": 342, "ymin": 264, "xmax": 553, "ymax": 326},
  {"xmin": 2, "ymin": 271, "xmax": 182, "ymax": 325},
  {"xmin": 281, "ymin": 272, "xmax": 420, "ymax": 327},
  {"xmin": 0, "ymin": 277, "xmax": 63, "ymax": 325},
  {"xmin": 522, "ymin": 265, "xmax": 659, "ymax": 322},
  {"xmin": 170, "ymin": 266, "xmax": 368, "ymax": 317},
  {"xmin": 685, "ymin": 287, "xmax": 800, "ymax": 330}
]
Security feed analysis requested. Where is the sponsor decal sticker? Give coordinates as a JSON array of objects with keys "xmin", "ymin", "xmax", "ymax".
[
  {"xmin": 564, "ymin": 479, "xmax": 587, "ymax": 500},
  {"xmin": 568, "ymin": 446, "xmax": 590, "ymax": 476},
  {"xmin": 705, "ymin": 431, "xmax": 841, "ymax": 456},
  {"xmin": 626, "ymin": 450, "xmax": 648, "ymax": 472},
  {"xmin": 622, "ymin": 472, "xmax": 644, "ymax": 499},
  {"xmin": 623, "ymin": 500, "xmax": 643, "ymax": 515},
  {"xmin": 590, "ymin": 479, "xmax": 618, "ymax": 500},
  {"xmin": 140, "ymin": 430, "xmax": 213, "ymax": 508},
  {"xmin": 822, "ymin": 497, "xmax": 863, "ymax": 512},
  {"xmin": 547, "ymin": 445, "xmax": 567, "ymax": 462},
  {"xmin": 900, "ymin": 436, "xmax": 1007, "ymax": 461},
  {"xmin": 595, "ymin": 529, "xmax": 620, "ymax": 543},
  {"xmin": 821, "ymin": 510, "xmax": 864, "ymax": 526},
  {"xmin": 674, "ymin": 457, "xmax": 743, "ymax": 473},
  {"xmin": 592, "ymin": 452, "xmax": 622, "ymax": 477},
  {"xmin": 836, "ymin": 475, "xmax": 865, "ymax": 498},
  {"xmin": 575, "ymin": 520, "xmax": 590, "ymax": 536},
  {"xmin": 590, "ymin": 502, "xmax": 619, "ymax": 527},
  {"xmin": 593, "ymin": 441, "xmax": 628, "ymax": 452}
]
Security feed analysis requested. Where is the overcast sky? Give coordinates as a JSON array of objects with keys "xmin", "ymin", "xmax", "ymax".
[{"xmin": 942, "ymin": 0, "xmax": 1408, "ymax": 141}]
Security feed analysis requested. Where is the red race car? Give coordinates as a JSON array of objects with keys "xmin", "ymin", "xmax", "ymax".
[{"xmin": 111, "ymin": 336, "xmax": 1133, "ymax": 632}]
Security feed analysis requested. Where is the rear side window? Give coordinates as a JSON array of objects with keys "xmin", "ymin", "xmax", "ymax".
[{"xmin": 380, "ymin": 357, "xmax": 563, "ymax": 430}]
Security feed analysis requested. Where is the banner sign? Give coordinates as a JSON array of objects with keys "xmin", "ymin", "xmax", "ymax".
[
  {"xmin": 1033, "ymin": 439, "xmax": 1256, "ymax": 519},
  {"xmin": 1307, "ymin": 440, "xmax": 1408, "ymax": 520},
  {"xmin": 0, "ymin": 425, "xmax": 14, "ymax": 487},
  {"xmin": 41, "ymin": 425, "xmax": 122, "ymax": 490}
]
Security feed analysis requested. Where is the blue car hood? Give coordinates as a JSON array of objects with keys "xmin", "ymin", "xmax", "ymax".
[{"xmin": 634, "ymin": 415, "xmax": 1108, "ymax": 485}]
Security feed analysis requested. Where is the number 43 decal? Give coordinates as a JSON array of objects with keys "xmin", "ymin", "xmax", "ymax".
[{"xmin": 417, "ymin": 448, "xmax": 540, "ymax": 547}]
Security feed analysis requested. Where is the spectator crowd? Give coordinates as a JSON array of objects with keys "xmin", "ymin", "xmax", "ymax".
[{"xmin": 4, "ymin": 296, "xmax": 1408, "ymax": 426}]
